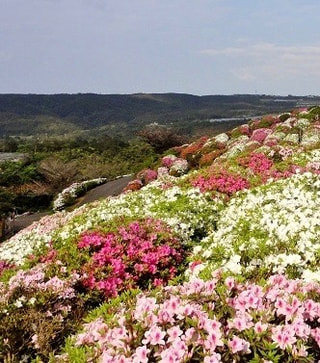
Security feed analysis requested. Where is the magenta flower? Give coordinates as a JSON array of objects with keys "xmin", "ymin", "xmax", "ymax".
[
  {"xmin": 77, "ymin": 218, "xmax": 184, "ymax": 298},
  {"xmin": 191, "ymin": 171, "xmax": 249, "ymax": 195},
  {"xmin": 250, "ymin": 128, "xmax": 273, "ymax": 143}
]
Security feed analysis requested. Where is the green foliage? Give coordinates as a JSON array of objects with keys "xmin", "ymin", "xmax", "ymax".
[
  {"xmin": 0, "ymin": 160, "xmax": 41, "ymax": 186},
  {"xmin": 0, "ymin": 188, "xmax": 14, "ymax": 216}
]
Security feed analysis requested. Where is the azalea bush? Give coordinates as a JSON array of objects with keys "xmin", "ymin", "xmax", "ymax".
[
  {"xmin": 76, "ymin": 218, "xmax": 186, "ymax": 297},
  {"xmin": 190, "ymin": 172, "xmax": 320, "ymax": 281},
  {"xmin": 191, "ymin": 169, "xmax": 249, "ymax": 196},
  {"xmin": 0, "ymin": 263, "xmax": 85, "ymax": 361},
  {"xmin": 53, "ymin": 177, "xmax": 108, "ymax": 211},
  {"xmin": 59, "ymin": 273, "xmax": 320, "ymax": 362}
]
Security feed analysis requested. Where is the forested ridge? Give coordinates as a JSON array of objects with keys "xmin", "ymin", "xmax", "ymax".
[{"xmin": 0, "ymin": 93, "xmax": 317, "ymax": 137}]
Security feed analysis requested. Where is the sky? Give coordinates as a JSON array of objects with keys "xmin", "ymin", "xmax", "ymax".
[{"xmin": 1, "ymin": 0, "xmax": 320, "ymax": 96}]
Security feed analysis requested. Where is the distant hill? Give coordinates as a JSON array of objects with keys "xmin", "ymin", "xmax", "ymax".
[{"xmin": 0, "ymin": 93, "xmax": 319, "ymax": 137}]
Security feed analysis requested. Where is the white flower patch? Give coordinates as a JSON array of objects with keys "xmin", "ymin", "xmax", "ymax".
[
  {"xmin": 219, "ymin": 136, "xmax": 249, "ymax": 159},
  {"xmin": 301, "ymin": 130, "xmax": 320, "ymax": 147},
  {"xmin": 195, "ymin": 173, "xmax": 320, "ymax": 280},
  {"xmin": 53, "ymin": 178, "xmax": 108, "ymax": 211},
  {"xmin": 214, "ymin": 133, "xmax": 229, "ymax": 144},
  {"xmin": 283, "ymin": 133, "xmax": 299, "ymax": 144},
  {"xmin": 296, "ymin": 118, "xmax": 310, "ymax": 129},
  {"xmin": 56, "ymin": 183, "xmax": 221, "ymax": 245},
  {"xmin": 0, "ymin": 206, "xmax": 90, "ymax": 265}
]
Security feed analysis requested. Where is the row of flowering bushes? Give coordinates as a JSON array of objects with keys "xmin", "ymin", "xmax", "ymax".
[
  {"xmin": 0, "ymin": 107, "xmax": 320, "ymax": 361},
  {"xmin": 53, "ymin": 177, "xmax": 108, "ymax": 211},
  {"xmin": 59, "ymin": 273, "xmax": 320, "ymax": 362}
]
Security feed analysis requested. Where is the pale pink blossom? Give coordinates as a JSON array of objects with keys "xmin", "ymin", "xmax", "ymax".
[
  {"xmin": 228, "ymin": 335, "xmax": 251, "ymax": 354},
  {"xmin": 271, "ymin": 325, "xmax": 297, "ymax": 350},
  {"xmin": 142, "ymin": 325, "xmax": 166, "ymax": 345}
]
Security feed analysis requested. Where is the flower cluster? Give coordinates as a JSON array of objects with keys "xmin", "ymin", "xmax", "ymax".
[
  {"xmin": 77, "ymin": 218, "xmax": 185, "ymax": 297},
  {"xmin": 53, "ymin": 177, "xmax": 108, "ymax": 211},
  {"xmin": 0, "ymin": 204, "xmax": 89, "ymax": 265},
  {"xmin": 0, "ymin": 259, "xmax": 15, "ymax": 277},
  {"xmin": 56, "ymin": 182, "xmax": 220, "ymax": 244},
  {"xmin": 179, "ymin": 136, "xmax": 209, "ymax": 160},
  {"xmin": 160, "ymin": 154, "xmax": 189, "ymax": 176},
  {"xmin": 62, "ymin": 273, "xmax": 320, "ymax": 362},
  {"xmin": 239, "ymin": 152, "xmax": 274, "ymax": 175},
  {"xmin": 136, "ymin": 169, "xmax": 158, "ymax": 185},
  {"xmin": 250, "ymin": 128, "xmax": 273, "ymax": 143},
  {"xmin": 0, "ymin": 262, "xmax": 82, "ymax": 360},
  {"xmin": 191, "ymin": 171, "xmax": 249, "ymax": 196},
  {"xmin": 191, "ymin": 172, "xmax": 320, "ymax": 280}
]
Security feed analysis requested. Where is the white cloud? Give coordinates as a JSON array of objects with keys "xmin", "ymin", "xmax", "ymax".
[
  {"xmin": 231, "ymin": 69, "xmax": 255, "ymax": 81},
  {"xmin": 200, "ymin": 42, "xmax": 320, "ymax": 81}
]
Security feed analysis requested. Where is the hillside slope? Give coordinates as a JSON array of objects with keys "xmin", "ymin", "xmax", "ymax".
[
  {"xmin": 0, "ymin": 93, "xmax": 319, "ymax": 137},
  {"xmin": 1, "ymin": 106, "xmax": 320, "ymax": 361}
]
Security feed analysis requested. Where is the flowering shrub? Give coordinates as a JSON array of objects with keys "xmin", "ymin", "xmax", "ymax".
[
  {"xmin": 60, "ymin": 273, "xmax": 320, "ymax": 362},
  {"xmin": 136, "ymin": 169, "xmax": 158, "ymax": 185},
  {"xmin": 123, "ymin": 179, "xmax": 144, "ymax": 192},
  {"xmin": 0, "ymin": 259, "xmax": 15, "ymax": 277},
  {"xmin": 160, "ymin": 154, "xmax": 189, "ymax": 176},
  {"xmin": 53, "ymin": 177, "xmax": 108, "ymax": 211},
  {"xmin": 250, "ymin": 128, "xmax": 273, "ymax": 143},
  {"xmin": 77, "ymin": 218, "xmax": 185, "ymax": 297},
  {"xmin": 0, "ymin": 263, "xmax": 84, "ymax": 361},
  {"xmin": 161, "ymin": 154, "xmax": 178, "ymax": 168},
  {"xmin": 192, "ymin": 172, "xmax": 320, "ymax": 280},
  {"xmin": 238, "ymin": 152, "xmax": 274, "ymax": 178},
  {"xmin": 179, "ymin": 136, "xmax": 209, "ymax": 166},
  {"xmin": 199, "ymin": 149, "xmax": 225, "ymax": 167},
  {"xmin": 169, "ymin": 158, "xmax": 189, "ymax": 176},
  {"xmin": 191, "ymin": 170, "xmax": 249, "ymax": 196}
]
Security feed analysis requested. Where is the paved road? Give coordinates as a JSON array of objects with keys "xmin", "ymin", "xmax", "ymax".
[
  {"xmin": 13, "ymin": 175, "xmax": 133, "ymax": 233},
  {"xmin": 77, "ymin": 174, "xmax": 133, "ymax": 206},
  {"xmin": 13, "ymin": 212, "xmax": 50, "ymax": 233}
]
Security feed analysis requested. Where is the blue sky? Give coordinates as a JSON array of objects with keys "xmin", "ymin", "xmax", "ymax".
[{"xmin": 1, "ymin": 0, "xmax": 320, "ymax": 95}]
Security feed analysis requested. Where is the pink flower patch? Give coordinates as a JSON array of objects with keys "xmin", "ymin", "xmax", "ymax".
[
  {"xmin": 250, "ymin": 128, "xmax": 272, "ymax": 143},
  {"xmin": 77, "ymin": 218, "xmax": 184, "ymax": 298}
]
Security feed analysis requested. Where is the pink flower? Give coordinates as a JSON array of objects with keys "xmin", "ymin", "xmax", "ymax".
[
  {"xmin": 311, "ymin": 327, "xmax": 320, "ymax": 347},
  {"xmin": 203, "ymin": 353, "xmax": 222, "ymax": 363},
  {"xmin": 303, "ymin": 299, "xmax": 320, "ymax": 321},
  {"xmin": 162, "ymin": 155, "xmax": 177, "ymax": 168},
  {"xmin": 166, "ymin": 326, "xmax": 183, "ymax": 343},
  {"xmin": 228, "ymin": 335, "xmax": 251, "ymax": 354},
  {"xmin": 133, "ymin": 346, "xmax": 150, "ymax": 363},
  {"xmin": 250, "ymin": 128, "xmax": 272, "ymax": 143},
  {"xmin": 225, "ymin": 276, "xmax": 236, "ymax": 290},
  {"xmin": 271, "ymin": 325, "xmax": 297, "ymax": 350},
  {"xmin": 142, "ymin": 325, "xmax": 166, "ymax": 345},
  {"xmin": 228, "ymin": 315, "xmax": 253, "ymax": 332},
  {"xmin": 254, "ymin": 321, "xmax": 268, "ymax": 334},
  {"xmin": 204, "ymin": 329, "xmax": 224, "ymax": 352}
]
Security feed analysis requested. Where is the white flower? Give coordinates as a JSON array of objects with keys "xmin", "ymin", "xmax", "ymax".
[{"xmin": 302, "ymin": 269, "xmax": 320, "ymax": 283}]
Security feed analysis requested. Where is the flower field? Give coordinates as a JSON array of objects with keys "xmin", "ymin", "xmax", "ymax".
[{"xmin": 1, "ymin": 107, "xmax": 320, "ymax": 362}]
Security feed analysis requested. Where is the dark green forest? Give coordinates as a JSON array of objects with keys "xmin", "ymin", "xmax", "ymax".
[{"xmin": 0, "ymin": 93, "xmax": 318, "ymax": 138}]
